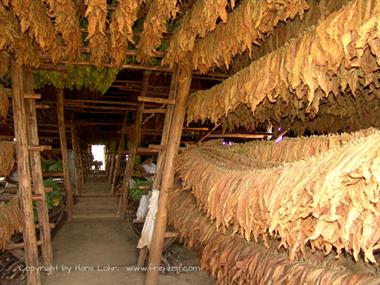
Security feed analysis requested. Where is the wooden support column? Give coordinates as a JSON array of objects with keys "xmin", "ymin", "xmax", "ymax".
[
  {"xmin": 24, "ymin": 70, "xmax": 53, "ymax": 267},
  {"xmin": 70, "ymin": 114, "xmax": 82, "ymax": 196},
  {"xmin": 111, "ymin": 113, "xmax": 128, "ymax": 194},
  {"xmin": 105, "ymin": 150, "xmax": 111, "ymax": 176},
  {"xmin": 108, "ymin": 152, "xmax": 116, "ymax": 183},
  {"xmin": 57, "ymin": 89, "xmax": 74, "ymax": 220},
  {"xmin": 78, "ymin": 143, "xmax": 85, "ymax": 184},
  {"xmin": 118, "ymin": 72, "xmax": 149, "ymax": 216},
  {"xmin": 145, "ymin": 65, "xmax": 192, "ymax": 285},
  {"xmin": 137, "ymin": 66, "xmax": 180, "ymax": 267},
  {"xmin": 12, "ymin": 63, "xmax": 41, "ymax": 285}
]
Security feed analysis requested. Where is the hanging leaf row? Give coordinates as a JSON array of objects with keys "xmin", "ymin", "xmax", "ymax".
[
  {"xmin": 85, "ymin": 0, "xmax": 108, "ymax": 67},
  {"xmin": 191, "ymin": 0, "xmax": 310, "ymax": 73},
  {"xmin": 110, "ymin": 0, "xmax": 143, "ymax": 66},
  {"xmin": 136, "ymin": 0, "xmax": 178, "ymax": 63},
  {"xmin": 169, "ymin": 190, "xmax": 380, "ymax": 284},
  {"xmin": 177, "ymin": 128, "xmax": 380, "ymax": 263},
  {"xmin": 162, "ymin": 0, "xmax": 232, "ymax": 67},
  {"xmin": 187, "ymin": 0, "xmax": 380, "ymax": 127},
  {"xmin": 43, "ymin": 0, "xmax": 81, "ymax": 60}
]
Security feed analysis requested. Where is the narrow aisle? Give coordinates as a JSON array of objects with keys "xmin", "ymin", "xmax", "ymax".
[{"xmin": 43, "ymin": 175, "xmax": 213, "ymax": 285}]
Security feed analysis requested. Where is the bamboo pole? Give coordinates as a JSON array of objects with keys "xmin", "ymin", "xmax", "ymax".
[
  {"xmin": 137, "ymin": 66, "xmax": 180, "ymax": 267},
  {"xmin": 111, "ymin": 113, "xmax": 128, "ymax": 194},
  {"xmin": 70, "ymin": 114, "xmax": 82, "ymax": 196},
  {"xmin": 11, "ymin": 62, "xmax": 41, "ymax": 285},
  {"xmin": 145, "ymin": 65, "xmax": 192, "ymax": 285},
  {"xmin": 118, "ymin": 72, "xmax": 150, "ymax": 216},
  {"xmin": 24, "ymin": 70, "xmax": 53, "ymax": 267},
  {"xmin": 57, "ymin": 89, "xmax": 74, "ymax": 220}
]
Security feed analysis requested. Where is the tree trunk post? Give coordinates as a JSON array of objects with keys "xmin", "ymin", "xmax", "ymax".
[
  {"xmin": 111, "ymin": 113, "xmax": 128, "ymax": 194},
  {"xmin": 12, "ymin": 62, "xmax": 41, "ymax": 285},
  {"xmin": 57, "ymin": 89, "xmax": 74, "ymax": 220},
  {"xmin": 145, "ymin": 65, "xmax": 192, "ymax": 285}
]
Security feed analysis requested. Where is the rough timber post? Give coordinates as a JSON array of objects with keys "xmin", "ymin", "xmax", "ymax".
[
  {"xmin": 108, "ymin": 152, "xmax": 116, "ymax": 183},
  {"xmin": 24, "ymin": 70, "xmax": 53, "ymax": 266},
  {"xmin": 111, "ymin": 113, "xmax": 128, "ymax": 194},
  {"xmin": 70, "ymin": 113, "xmax": 82, "ymax": 195},
  {"xmin": 118, "ymin": 72, "xmax": 149, "ymax": 216},
  {"xmin": 57, "ymin": 89, "xmax": 74, "ymax": 220},
  {"xmin": 136, "ymin": 66, "xmax": 180, "ymax": 267},
  {"xmin": 145, "ymin": 65, "xmax": 192, "ymax": 285},
  {"xmin": 12, "ymin": 63, "xmax": 41, "ymax": 285}
]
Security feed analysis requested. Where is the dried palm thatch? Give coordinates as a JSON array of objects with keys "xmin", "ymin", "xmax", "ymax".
[
  {"xmin": 0, "ymin": 141, "xmax": 14, "ymax": 177},
  {"xmin": 136, "ymin": 0, "xmax": 178, "ymax": 63},
  {"xmin": 177, "ymin": 128, "xmax": 380, "ymax": 263},
  {"xmin": 85, "ymin": 0, "xmax": 108, "ymax": 66},
  {"xmin": 0, "ymin": 85, "xmax": 9, "ymax": 119},
  {"xmin": 0, "ymin": 199, "xmax": 23, "ymax": 251},
  {"xmin": 110, "ymin": 0, "xmax": 143, "ymax": 66},
  {"xmin": 187, "ymin": 0, "xmax": 380, "ymax": 125},
  {"xmin": 162, "ymin": 0, "xmax": 232, "ymax": 67},
  {"xmin": 43, "ymin": 0, "xmax": 81, "ymax": 60},
  {"xmin": 191, "ymin": 0, "xmax": 309, "ymax": 73},
  {"xmin": 169, "ymin": 190, "xmax": 380, "ymax": 285}
]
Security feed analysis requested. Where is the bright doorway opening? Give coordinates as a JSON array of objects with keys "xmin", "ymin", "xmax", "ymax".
[{"xmin": 91, "ymin": 145, "xmax": 105, "ymax": 170}]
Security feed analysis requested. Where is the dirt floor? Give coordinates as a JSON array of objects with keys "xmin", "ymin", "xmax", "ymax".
[{"xmin": 40, "ymin": 175, "xmax": 214, "ymax": 285}]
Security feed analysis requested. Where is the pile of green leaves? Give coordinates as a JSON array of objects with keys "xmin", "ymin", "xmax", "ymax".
[
  {"xmin": 41, "ymin": 159, "xmax": 63, "ymax": 172},
  {"xmin": 32, "ymin": 65, "xmax": 119, "ymax": 94},
  {"xmin": 33, "ymin": 178, "xmax": 62, "ymax": 221},
  {"xmin": 129, "ymin": 177, "xmax": 151, "ymax": 201}
]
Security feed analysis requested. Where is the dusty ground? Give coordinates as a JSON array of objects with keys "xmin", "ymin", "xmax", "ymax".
[{"xmin": 40, "ymin": 175, "xmax": 214, "ymax": 285}]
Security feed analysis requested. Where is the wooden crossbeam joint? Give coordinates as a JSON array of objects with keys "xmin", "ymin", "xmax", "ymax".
[
  {"xmin": 5, "ymin": 240, "xmax": 43, "ymax": 250},
  {"xmin": 35, "ymin": 104, "xmax": 50, "ymax": 109},
  {"xmin": 138, "ymin": 96, "xmax": 176, "ymax": 105},
  {"xmin": 23, "ymin": 93, "xmax": 41, "ymax": 100},
  {"xmin": 28, "ymin": 145, "xmax": 52, "ymax": 152}
]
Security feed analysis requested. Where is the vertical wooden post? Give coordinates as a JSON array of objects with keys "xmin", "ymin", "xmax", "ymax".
[
  {"xmin": 118, "ymin": 72, "xmax": 149, "ymax": 216},
  {"xmin": 136, "ymin": 66, "xmax": 180, "ymax": 267},
  {"xmin": 111, "ymin": 113, "xmax": 128, "ymax": 194},
  {"xmin": 24, "ymin": 70, "xmax": 53, "ymax": 267},
  {"xmin": 57, "ymin": 89, "xmax": 74, "ymax": 221},
  {"xmin": 78, "ymin": 142, "xmax": 85, "ymax": 185},
  {"xmin": 105, "ymin": 149, "xmax": 111, "ymax": 176},
  {"xmin": 12, "ymin": 63, "xmax": 41, "ymax": 285},
  {"xmin": 70, "ymin": 114, "xmax": 82, "ymax": 195},
  {"xmin": 108, "ymin": 152, "xmax": 116, "ymax": 183},
  {"xmin": 145, "ymin": 65, "xmax": 192, "ymax": 285}
]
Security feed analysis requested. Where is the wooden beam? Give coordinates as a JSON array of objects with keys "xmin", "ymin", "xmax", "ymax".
[
  {"xmin": 111, "ymin": 113, "xmax": 128, "ymax": 195},
  {"xmin": 108, "ymin": 152, "xmax": 116, "ymax": 183},
  {"xmin": 24, "ymin": 70, "xmax": 53, "ymax": 267},
  {"xmin": 207, "ymin": 133, "xmax": 268, "ymax": 139},
  {"xmin": 71, "ymin": 114, "xmax": 82, "ymax": 195},
  {"xmin": 138, "ymin": 96, "xmax": 175, "ymax": 105},
  {"xmin": 11, "ymin": 62, "xmax": 41, "ymax": 285},
  {"xmin": 145, "ymin": 65, "xmax": 192, "ymax": 285},
  {"xmin": 57, "ymin": 89, "xmax": 74, "ymax": 220},
  {"xmin": 118, "ymin": 73, "xmax": 150, "ymax": 216},
  {"xmin": 142, "ymin": 108, "xmax": 167, "ymax": 114}
]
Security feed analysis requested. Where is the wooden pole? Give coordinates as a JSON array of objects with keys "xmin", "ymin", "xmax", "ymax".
[
  {"xmin": 145, "ymin": 65, "xmax": 192, "ymax": 285},
  {"xmin": 78, "ymin": 142, "xmax": 85, "ymax": 184},
  {"xmin": 118, "ymin": 72, "xmax": 149, "ymax": 216},
  {"xmin": 70, "ymin": 114, "xmax": 82, "ymax": 195},
  {"xmin": 24, "ymin": 70, "xmax": 53, "ymax": 267},
  {"xmin": 108, "ymin": 152, "xmax": 116, "ymax": 183},
  {"xmin": 111, "ymin": 113, "xmax": 128, "ymax": 194},
  {"xmin": 137, "ymin": 66, "xmax": 180, "ymax": 267},
  {"xmin": 57, "ymin": 89, "xmax": 74, "ymax": 220},
  {"xmin": 11, "ymin": 62, "xmax": 41, "ymax": 285}
]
